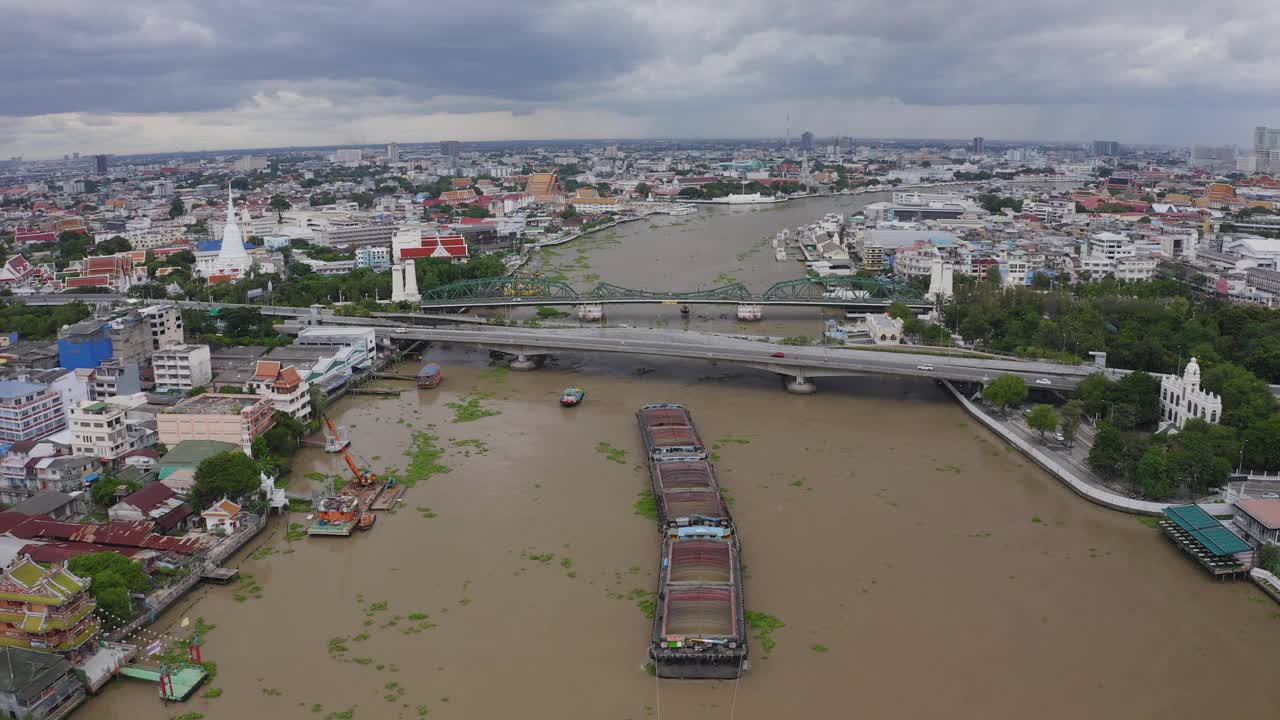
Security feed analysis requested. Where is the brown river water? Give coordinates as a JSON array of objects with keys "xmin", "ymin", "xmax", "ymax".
[{"xmin": 81, "ymin": 195, "xmax": 1280, "ymax": 719}]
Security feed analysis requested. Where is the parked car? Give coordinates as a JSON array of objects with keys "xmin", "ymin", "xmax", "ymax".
[
  {"xmin": 916, "ymin": 364, "xmax": 934, "ymax": 371},
  {"xmin": 1055, "ymin": 432, "xmax": 1065, "ymax": 442},
  {"xmin": 1035, "ymin": 378, "xmax": 1052, "ymax": 385}
]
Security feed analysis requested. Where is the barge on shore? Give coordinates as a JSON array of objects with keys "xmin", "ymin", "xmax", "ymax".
[{"xmin": 636, "ymin": 403, "xmax": 747, "ymax": 679}]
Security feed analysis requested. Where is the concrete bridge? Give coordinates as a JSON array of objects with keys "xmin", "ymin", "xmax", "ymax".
[{"xmin": 278, "ymin": 322, "xmax": 1101, "ymax": 394}]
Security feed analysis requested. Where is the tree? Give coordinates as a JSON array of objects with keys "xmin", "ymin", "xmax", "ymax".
[
  {"xmin": 68, "ymin": 553, "xmax": 152, "ymax": 627},
  {"xmin": 1060, "ymin": 399, "xmax": 1085, "ymax": 447},
  {"xmin": 1134, "ymin": 447, "xmax": 1171, "ymax": 498},
  {"xmin": 1027, "ymin": 404, "xmax": 1061, "ymax": 443},
  {"xmin": 1088, "ymin": 423, "xmax": 1127, "ymax": 478},
  {"xmin": 1242, "ymin": 415, "xmax": 1280, "ymax": 471},
  {"xmin": 168, "ymin": 196, "xmax": 186, "ymax": 219},
  {"xmin": 92, "ymin": 235, "xmax": 132, "ymax": 255},
  {"xmin": 90, "ymin": 477, "xmax": 141, "ymax": 509},
  {"xmin": 192, "ymin": 451, "xmax": 261, "ymax": 510},
  {"xmin": 885, "ymin": 302, "xmax": 913, "ymax": 320},
  {"xmin": 1202, "ymin": 362, "xmax": 1277, "ymax": 428},
  {"xmin": 983, "ymin": 374, "xmax": 1028, "ymax": 415},
  {"xmin": 309, "ymin": 192, "xmax": 337, "ymax": 207},
  {"xmin": 635, "ymin": 182, "xmax": 651, "ymax": 197},
  {"xmin": 268, "ymin": 194, "xmax": 290, "ymax": 221},
  {"xmin": 463, "ymin": 205, "xmax": 491, "ymax": 218},
  {"xmin": 57, "ymin": 230, "xmax": 94, "ymax": 260},
  {"xmin": 559, "ymin": 206, "xmax": 578, "ymax": 220},
  {"xmin": 1111, "ymin": 371, "xmax": 1161, "ymax": 429},
  {"xmin": 1168, "ymin": 428, "xmax": 1232, "ymax": 493}
]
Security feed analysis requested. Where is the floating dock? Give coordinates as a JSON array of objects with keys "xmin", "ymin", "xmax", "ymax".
[
  {"xmin": 119, "ymin": 663, "xmax": 207, "ymax": 701},
  {"xmin": 637, "ymin": 403, "xmax": 747, "ymax": 679}
]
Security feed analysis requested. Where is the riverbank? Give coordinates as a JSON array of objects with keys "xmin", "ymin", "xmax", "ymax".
[{"xmin": 941, "ymin": 379, "xmax": 1232, "ymax": 517}]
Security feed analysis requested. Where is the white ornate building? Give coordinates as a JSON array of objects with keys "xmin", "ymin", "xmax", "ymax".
[
  {"xmin": 1160, "ymin": 358, "xmax": 1222, "ymax": 430},
  {"xmin": 195, "ymin": 184, "xmax": 254, "ymax": 279}
]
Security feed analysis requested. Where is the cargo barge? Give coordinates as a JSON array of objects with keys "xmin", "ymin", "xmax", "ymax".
[
  {"xmin": 649, "ymin": 457, "xmax": 732, "ymax": 531},
  {"xmin": 650, "ymin": 533, "xmax": 748, "ymax": 678},
  {"xmin": 637, "ymin": 403, "xmax": 748, "ymax": 679},
  {"xmin": 636, "ymin": 403, "xmax": 706, "ymax": 459}
]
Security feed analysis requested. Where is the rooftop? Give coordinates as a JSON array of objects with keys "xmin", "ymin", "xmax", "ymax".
[
  {"xmin": 1164, "ymin": 505, "xmax": 1251, "ymax": 556},
  {"xmin": 1236, "ymin": 499, "xmax": 1280, "ymax": 530},
  {"xmin": 0, "ymin": 381, "xmax": 48, "ymax": 399},
  {"xmin": 166, "ymin": 393, "xmax": 265, "ymax": 416},
  {"xmin": 0, "ymin": 646, "xmax": 71, "ymax": 695}
]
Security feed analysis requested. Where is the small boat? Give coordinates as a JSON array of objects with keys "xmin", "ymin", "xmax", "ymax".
[
  {"xmin": 417, "ymin": 363, "xmax": 442, "ymax": 389},
  {"xmin": 357, "ymin": 513, "xmax": 376, "ymax": 531},
  {"xmin": 560, "ymin": 387, "xmax": 585, "ymax": 407}
]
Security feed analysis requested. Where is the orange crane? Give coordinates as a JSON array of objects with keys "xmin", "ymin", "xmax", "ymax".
[{"xmin": 325, "ymin": 415, "xmax": 377, "ymax": 487}]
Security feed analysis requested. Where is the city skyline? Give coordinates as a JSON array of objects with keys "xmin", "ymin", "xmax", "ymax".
[{"xmin": 4, "ymin": 0, "xmax": 1280, "ymax": 158}]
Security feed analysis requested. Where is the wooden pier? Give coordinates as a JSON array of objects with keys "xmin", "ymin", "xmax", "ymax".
[
  {"xmin": 346, "ymin": 387, "xmax": 402, "ymax": 396},
  {"xmin": 200, "ymin": 567, "xmax": 240, "ymax": 584}
]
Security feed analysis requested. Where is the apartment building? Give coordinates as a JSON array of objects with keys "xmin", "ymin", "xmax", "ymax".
[
  {"xmin": 0, "ymin": 381, "xmax": 66, "ymax": 443},
  {"xmin": 68, "ymin": 400, "xmax": 130, "ymax": 464},
  {"xmin": 151, "ymin": 344, "xmax": 212, "ymax": 392},
  {"xmin": 140, "ymin": 304, "xmax": 185, "ymax": 350},
  {"xmin": 158, "ymin": 393, "xmax": 275, "ymax": 455},
  {"xmin": 354, "ymin": 245, "xmax": 392, "ymax": 272}
]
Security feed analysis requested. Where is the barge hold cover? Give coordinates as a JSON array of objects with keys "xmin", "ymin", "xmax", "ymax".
[
  {"xmin": 650, "ymin": 457, "xmax": 732, "ymax": 529},
  {"xmin": 636, "ymin": 403, "xmax": 706, "ymax": 458},
  {"xmin": 650, "ymin": 536, "xmax": 747, "ymax": 679}
]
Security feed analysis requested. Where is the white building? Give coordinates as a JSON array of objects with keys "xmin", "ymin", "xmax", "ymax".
[
  {"xmin": 1159, "ymin": 358, "xmax": 1222, "ymax": 430},
  {"xmin": 140, "ymin": 303, "xmax": 184, "ymax": 350},
  {"xmin": 1087, "ymin": 231, "xmax": 1136, "ymax": 261},
  {"xmin": 248, "ymin": 361, "xmax": 312, "ymax": 420},
  {"xmin": 334, "ymin": 149, "xmax": 363, "ymax": 163},
  {"xmin": 234, "ymin": 156, "xmax": 268, "ymax": 172},
  {"xmin": 295, "ymin": 327, "xmax": 378, "ymax": 367},
  {"xmin": 68, "ymin": 399, "xmax": 129, "ymax": 462},
  {"xmin": 152, "ymin": 344, "xmax": 213, "ymax": 392}
]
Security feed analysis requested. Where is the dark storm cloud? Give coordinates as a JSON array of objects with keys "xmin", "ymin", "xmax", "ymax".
[{"xmin": 2, "ymin": 0, "xmax": 1279, "ymax": 147}]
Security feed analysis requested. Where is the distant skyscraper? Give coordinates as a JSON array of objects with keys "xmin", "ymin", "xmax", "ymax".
[
  {"xmin": 1253, "ymin": 126, "xmax": 1280, "ymax": 171},
  {"xmin": 93, "ymin": 154, "xmax": 108, "ymax": 174},
  {"xmin": 387, "ymin": 142, "xmax": 400, "ymax": 163},
  {"xmin": 971, "ymin": 137, "xmax": 985, "ymax": 154},
  {"xmin": 440, "ymin": 140, "xmax": 461, "ymax": 158},
  {"xmin": 334, "ymin": 149, "xmax": 363, "ymax": 163},
  {"xmin": 72, "ymin": 152, "xmax": 79, "ymax": 160},
  {"xmin": 604, "ymin": 143, "xmax": 619, "ymax": 159},
  {"xmin": 1091, "ymin": 140, "xmax": 1121, "ymax": 157},
  {"xmin": 800, "ymin": 131, "xmax": 814, "ymax": 152}
]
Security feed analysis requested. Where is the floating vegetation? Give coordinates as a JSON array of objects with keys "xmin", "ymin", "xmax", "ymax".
[
  {"xmin": 1136, "ymin": 516, "xmax": 1160, "ymax": 529},
  {"xmin": 560, "ymin": 557, "xmax": 573, "ymax": 569},
  {"xmin": 416, "ymin": 506, "xmax": 438, "ymax": 519},
  {"xmin": 711, "ymin": 435, "xmax": 751, "ymax": 450},
  {"xmin": 250, "ymin": 545, "xmax": 277, "ymax": 560},
  {"xmin": 526, "ymin": 552, "xmax": 555, "ymax": 563},
  {"xmin": 811, "ymin": 644, "xmax": 829, "ymax": 653},
  {"xmin": 633, "ymin": 489, "xmax": 658, "ymax": 520},
  {"xmin": 400, "ymin": 433, "xmax": 451, "ymax": 487},
  {"xmin": 480, "ymin": 366, "xmax": 510, "ymax": 384},
  {"xmin": 629, "ymin": 589, "xmax": 656, "ymax": 619},
  {"xmin": 446, "ymin": 398, "xmax": 501, "ymax": 423},
  {"xmin": 745, "ymin": 611, "xmax": 785, "ymax": 654},
  {"xmin": 595, "ymin": 442, "xmax": 628, "ymax": 464},
  {"xmin": 450, "ymin": 438, "xmax": 489, "ymax": 455},
  {"xmin": 201, "ymin": 688, "xmax": 223, "ymax": 699}
]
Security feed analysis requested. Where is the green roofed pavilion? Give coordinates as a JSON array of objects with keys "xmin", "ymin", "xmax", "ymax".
[{"xmin": 1164, "ymin": 505, "xmax": 1251, "ymax": 556}]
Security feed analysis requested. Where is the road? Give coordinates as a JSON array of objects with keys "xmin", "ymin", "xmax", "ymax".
[{"xmin": 279, "ymin": 324, "xmax": 1101, "ymax": 388}]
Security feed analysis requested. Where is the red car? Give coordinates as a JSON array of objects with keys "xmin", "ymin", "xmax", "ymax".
[{"xmin": 770, "ymin": 352, "xmax": 786, "ymax": 358}]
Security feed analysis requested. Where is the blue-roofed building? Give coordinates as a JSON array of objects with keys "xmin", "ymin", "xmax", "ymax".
[
  {"xmin": 56, "ymin": 320, "xmax": 112, "ymax": 371},
  {"xmin": 0, "ymin": 381, "xmax": 66, "ymax": 443}
]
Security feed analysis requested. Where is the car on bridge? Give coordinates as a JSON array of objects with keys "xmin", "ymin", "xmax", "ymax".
[
  {"xmin": 916, "ymin": 364, "xmax": 934, "ymax": 371},
  {"xmin": 1035, "ymin": 378, "xmax": 1052, "ymax": 385},
  {"xmin": 770, "ymin": 352, "xmax": 786, "ymax": 358}
]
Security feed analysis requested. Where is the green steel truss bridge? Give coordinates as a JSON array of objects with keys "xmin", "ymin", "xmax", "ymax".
[{"xmin": 420, "ymin": 275, "xmax": 931, "ymax": 310}]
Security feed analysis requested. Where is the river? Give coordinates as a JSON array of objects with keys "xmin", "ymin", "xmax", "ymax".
[{"xmin": 81, "ymin": 194, "xmax": 1280, "ymax": 720}]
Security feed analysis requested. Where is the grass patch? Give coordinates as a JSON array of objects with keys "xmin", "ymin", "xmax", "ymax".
[
  {"xmin": 633, "ymin": 489, "xmax": 658, "ymax": 520},
  {"xmin": 811, "ymin": 644, "xmax": 829, "ymax": 653},
  {"xmin": 745, "ymin": 611, "xmax": 785, "ymax": 655},
  {"xmin": 595, "ymin": 442, "xmax": 628, "ymax": 464},
  {"xmin": 325, "ymin": 710, "xmax": 355, "ymax": 720},
  {"xmin": 527, "ymin": 552, "xmax": 555, "ymax": 563},
  {"xmin": 171, "ymin": 714, "xmax": 204, "ymax": 720},
  {"xmin": 629, "ymin": 589, "xmax": 656, "ymax": 619},
  {"xmin": 250, "ymin": 545, "xmax": 277, "ymax": 560},
  {"xmin": 305, "ymin": 472, "xmax": 327, "ymax": 481},
  {"xmin": 1136, "ymin": 516, "xmax": 1160, "ymax": 529},
  {"xmin": 560, "ymin": 557, "xmax": 573, "ymax": 569},
  {"xmin": 287, "ymin": 498, "xmax": 312, "ymax": 513},
  {"xmin": 450, "ymin": 438, "xmax": 489, "ymax": 455},
  {"xmin": 446, "ymin": 398, "xmax": 501, "ymax": 423},
  {"xmin": 416, "ymin": 506, "xmax": 438, "ymax": 519},
  {"xmin": 201, "ymin": 688, "xmax": 223, "ymax": 699},
  {"xmin": 286, "ymin": 522, "xmax": 307, "ymax": 542},
  {"xmin": 535, "ymin": 306, "xmax": 570, "ymax": 319}
]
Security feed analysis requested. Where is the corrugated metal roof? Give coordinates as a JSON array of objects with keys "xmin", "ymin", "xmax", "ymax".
[{"xmin": 1164, "ymin": 505, "xmax": 1251, "ymax": 556}]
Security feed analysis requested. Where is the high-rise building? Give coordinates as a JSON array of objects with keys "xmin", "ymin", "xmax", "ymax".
[
  {"xmin": 1253, "ymin": 126, "xmax": 1280, "ymax": 171},
  {"xmin": 387, "ymin": 142, "xmax": 400, "ymax": 163},
  {"xmin": 234, "ymin": 155, "xmax": 268, "ymax": 172},
  {"xmin": 604, "ymin": 143, "xmax": 619, "ymax": 159},
  {"xmin": 800, "ymin": 131, "xmax": 814, "ymax": 152},
  {"xmin": 971, "ymin": 137, "xmax": 985, "ymax": 154},
  {"xmin": 1190, "ymin": 145, "xmax": 1236, "ymax": 168},
  {"xmin": 334, "ymin": 149, "xmax": 363, "ymax": 163},
  {"xmin": 440, "ymin": 140, "xmax": 461, "ymax": 158},
  {"xmin": 93, "ymin": 154, "xmax": 108, "ymax": 174},
  {"xmin": 1091, "ymin": 140, "xmax": 1121, "ymax": 157},
  {"xmin": 72, "ymin": 152, "xmax": 79, "ymax": 160}
]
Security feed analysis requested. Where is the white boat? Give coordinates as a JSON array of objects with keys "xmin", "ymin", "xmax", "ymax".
[
  {"xmin": 667, "ymin": 204, "xmax": 698, "ymax": 216},
  {"xmin": 774, "ymin": 247, "xmax": 787, "ymax": 262}
]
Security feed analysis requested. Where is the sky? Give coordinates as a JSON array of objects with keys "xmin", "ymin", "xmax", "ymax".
[{"xmin": 3, "ymin": 0, "xmax": 1280, "ymax": 158}]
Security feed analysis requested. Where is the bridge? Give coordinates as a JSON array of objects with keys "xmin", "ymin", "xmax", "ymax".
[
  {"xmin": 417, "ymin": 275, "xmax": 933, "ymax": 312},
  {"xmin": 277, "ymin": 323, "xmax": 1100, "ymax": 394}
]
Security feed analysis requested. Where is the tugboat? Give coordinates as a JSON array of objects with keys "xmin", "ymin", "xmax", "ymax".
[
  {"xmin": 357, "ymin": 512, "xmax": 376, "ymax": 531},
  {"xmin": 560, "ymin": 387, "xmax": 585, "ymax": 407}
]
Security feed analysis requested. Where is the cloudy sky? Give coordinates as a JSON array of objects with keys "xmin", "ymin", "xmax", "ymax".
[{"xmin": 3, "ymin": 0, "xmax": 1279, "ymax": 158}]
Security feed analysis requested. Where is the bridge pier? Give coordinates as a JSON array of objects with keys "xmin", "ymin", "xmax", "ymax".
[
  {"xmin": 509, "ymin": 354, "xmax": 541, "ymax": 370},
  {"xmin": 783, "ymin": 373, "xmax": 817, "ymax": 394}
]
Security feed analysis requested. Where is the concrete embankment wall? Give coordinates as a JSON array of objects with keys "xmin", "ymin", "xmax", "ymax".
[{"xmin": 941, "ymin": 380, "xmax": 1231, "ymax": 517}]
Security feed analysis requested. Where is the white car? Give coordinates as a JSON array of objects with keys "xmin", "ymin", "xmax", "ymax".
[
  {"xmin": 916, "ymin": 364, "xmax": 934, "ymax": 371},
  {"xmin": 1055, "ymin": 432, "xmax": 1065, "ymax": 442},
  {"xmin": 394, "ymin": 328, "xmax": 408, "ymax": 335},
  {"xmin": 1035, "ymin": 378, "xmax": 1052, "ymax": 385}
]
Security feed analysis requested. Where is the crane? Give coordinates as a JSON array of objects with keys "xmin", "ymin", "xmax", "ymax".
[{"xmin": 325, "ymin": 415, "xmax": 377, "ymax": 487}]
